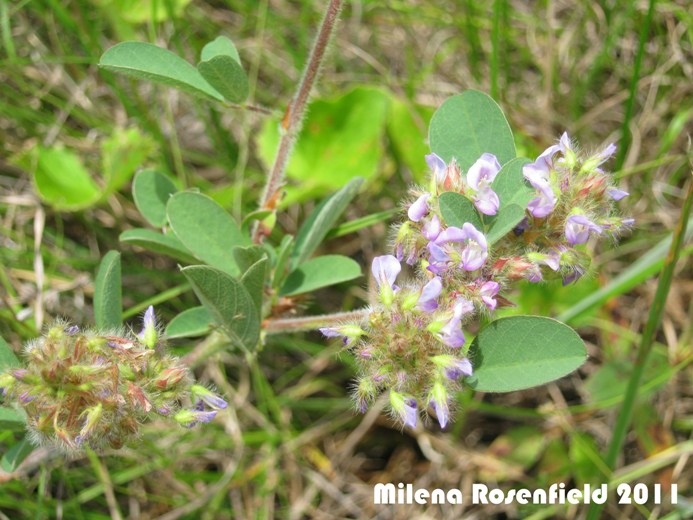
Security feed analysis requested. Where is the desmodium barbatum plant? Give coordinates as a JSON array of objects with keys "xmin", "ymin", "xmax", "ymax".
[
  {"xmin": 0, "ymin": 307, "xmax": 226, "ymax": 452},
  {"xmin": 0, "ymin": 1, "xmax": 638, "ymax": 464},
  {"xmin": 322, "ymin": 123, "xmax": 633, "ymax": 428}
]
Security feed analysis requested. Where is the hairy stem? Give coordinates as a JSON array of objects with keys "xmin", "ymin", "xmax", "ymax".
[
  {"xmin": 252, "ymin": 0, "xmax": 344, "ymax": 242},
  {"xmin": 263, "ymin": 309, "xmax": 370, "ymax": 335}
]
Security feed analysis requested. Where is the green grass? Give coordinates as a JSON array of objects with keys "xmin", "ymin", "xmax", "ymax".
[{"xmin": 0, "ymin": 1, "xmax": 692, "ymax": 518}]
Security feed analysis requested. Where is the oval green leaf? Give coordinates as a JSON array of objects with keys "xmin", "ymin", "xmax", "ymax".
[
  {"xmin": 467, "ymin": 316, "xmax": 587, "ymax": 393},
  {"xmin": 167, "ymin": 192, "xmax": 249, "ymax": 276},
  {"xmin": 132, "ymin": 169, "xmax": 178, "ymax": 227},
  {"xmin": 181, "ymin": 265, "xmax": 260, "ymax": 352},
  {"xmin": 99, "ymin": 42, "xmax": 223, "ymax": 101},
  {"xmin": 119, "ymin": 228, "xmax": 197, "ymax": 264},
  {"xmin": 280, "ymin": 255, "xmax": 362, "ymax": 297},
  {"xmin": 94, "ymin": 251, "xmax": 122, "ymax": 330},
  {"xmin": 438, "ymin": 192, "xmax": 484, "ymax": 230},
  {"xmin": 429, "ymin": 90, "xmax": 515, "ymax": 170},
  {"xmin": 291, "ymin": 177, "xmax": 363, "ymax": 268},
  {"xmin": 197, "ymin": 36, "xmax": 248, "ymax": 103},
  {"xmin": 165, "ymin": 306, "xmax": 214, "ymax": 338}
]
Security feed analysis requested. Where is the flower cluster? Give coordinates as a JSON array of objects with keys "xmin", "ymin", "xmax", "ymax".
[
  {"xmin": 323, "ymin": 133, "xmax": 632, "ymax": 429},
  {"xmin": 0, "ymin": 307, "xmax": 227, "ymax": 452}
]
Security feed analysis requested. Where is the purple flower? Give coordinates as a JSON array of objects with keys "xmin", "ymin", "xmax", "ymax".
[
  {"xmin": 562, "ymin": 265, "xmax": 586, "ymax": 285},
  {"xmin": 191, "ymin": 385, "xmax": 228, "ymax": 410},
  {"xmin": 527, "ymin": 180, "xmax": 557, "ymax": 218},
  {"xmin": 437, "ymin": 298, "xmax": 473, "ymax": 348},
  {"xmin": 479, "ymin": 281, "xmax": 499, "ymax": 310},
  {"xmin": 583, "ymin": 142, "xmax": 617, "ymax": 172},
  {"xmin": 466, "ymin": 153, "xmax": 501, "ymax": 215},
  {"xmin": 11, "ymin": 369, "xmax": 28, "ymax": 381},
  {"xmin": 65, "ymin": 325, "xmax": 79, "ymax": 335},
  {"xmin": 138, "ymin": 305, "xmax": 158, "ymax": 348},
  {"xmin": 458, "ymin": 224, "xmax": 488, "ymax": 271},
  {"xmin": 408, "ymin": 193, "xmax": 430, "ymax": 222},
  {"xmin": 431, "ymin": 397, "xmax": 449, "ymax": 429},
  {"xmin": 319, "ymin": 324, "xmax": 365, "ymax": 347},
  {"xmin": 422, "ymin": 214, "xmax": 441, "ymax": 241},
  {"xmin": 565, "ymin": 214, "xmax": 603, "ymax": 245},
  {"xmin": 559, "ymin": 132, "xmax": 572, "ymax": 153},
  {"xmin": 607, "ymin": 188, "xmax": 629, "ymax": 201},
  {"xmin": 415, "ymin": 277, "xmax": 442, "ymax": 312},
  {"xmin": 524, "ymin": 144, "xmax": 560, "ymax": 217},
  {"xmin": 390, "ymin": 391, "xmax": 418, "ymax": 428},
  {"xmin": 176, "ymin": 409, "xmax": 218, "ymax": 428},
  {"xmin": 426, "ymin": 153, "xmax": 447, "ymax": 183},
  {"xmin": 443, "ymin": 357, "xmax": 473, "ymax": 380},
  {"xmin": 426, "ymin": 242, "xmax": 451, "ymax": 274},
  {"xmin": 403, "ymin": 398, "xmax": 418, "ymax": 428},
  {"xmin": 435, "ymin": 223, "xmax": 489, "ymax": 271},
  {"xmin": 371, "ymin": 255, "xmax": 401, "ymax": 289}
]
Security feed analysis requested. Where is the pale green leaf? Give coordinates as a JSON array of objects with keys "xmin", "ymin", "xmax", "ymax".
[
  {"xmin": 467, "ymin": 316, "xmax": 587, "ymax": 392},
  {"xmin": 165, "ymin": 306, "xmax": 214, "ymax": 339},
  {"xmin": 94, "ymin": 251, "xmax": 122, "ymax": 330},
  {"xmin": 181, "ymin": 266, "xmax": 260, "ymax": 351},
  {"xmin": 429, "ymin": 90, "xmax": 515, "ymax": 170},
  {"xmin": 99, "ymin": 42, "xmax": 223, "ymax": 101},
  {"xmin": 167, "ymin": 192, "xmax": 249, "ymax": 276},
  {"xmin": 280, "ymin": 255, "xmax": 362, "ymax": 296},
  {"xmin": 132, "ymin": 169, "xmax": 179, "ymax": 227}
]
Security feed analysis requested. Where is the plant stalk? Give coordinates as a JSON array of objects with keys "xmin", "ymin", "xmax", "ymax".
[
  {"xmin": 263, "ymin": 309, "xmax": 370, "ymax": 335},
  {"xmin": 252, "ymin": 0, "xmax": 344, "ymax": 243}
]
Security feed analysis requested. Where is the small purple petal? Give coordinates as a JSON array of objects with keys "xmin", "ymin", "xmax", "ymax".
[
  {"xmin": 425, "ymin": 153, "xmax": 447, "ymax": 183},
  {"xmin": 444, "ymin": 357, "xmax": 473, "ymax": 380},
  {"xmin": 466, "ymin": 153, "xmax": 501, "ymax": 191},
  {"xmin": 473, "ymin": 187, "xmax": 500, "ymax": 216},
  {"xmin": 427, "ymin": 242, "xmax": 451, "ymax": 263},
  {"xmin": 65, "ymin": 325, "xmax": 79, "ymax": 335},
  {"xmin": 607, "ymin": 188, "xmax": 629, "ymax": 201},
  {"xmin": 565, "ymin": 214, "xmax": 603, "ymax": 245},
  {"xmin": 319, "ymin": 327, "xmax": 342, "ymax": 338},
  {"xmin": 394, "ymin": 243, "xmax": 404, "ymax": 261},
  {"xmin": 562, "ymin": 265, "xmax": 586, "ymax": 285},
  {"xmin": 594, "ymin": 143, "xmax": 617, "ymax": 165},
  {"xmin": 422, "ymin": 215, "xmax": 441, "ymax": 241},
  {"xmin": 408, "ymin": 193, "xmax": 431, "ymax": 222},
  {"xmin": 559, "ymin": 132, "xmax": 572, "ymax": 153},
  {"xmin": 371, "ymin": 255, "xmax": 401, "ymax": 289},
  {"xmin": 479, "ymin": 281, "xmax": 499, "ymax": 310},
  {"xmin": 431, "ymin": 398, "xmax": 449, "ymax": 429},
  {"xmin": 438, "ymin": 298, "xmax": 472, "ymax": 348},
  {"xmin": 403, "ymin": 398, "xmax": 418, "ymax": 429},
  {"xmin": 460, "ymin": 229, "xmax": 488, "ymax": 271},
  {"xmin": 192, "ymin": 410, "xmax": 217, "ymax": 424},
  {"xmin": 415, "ymin": 277, "xmax": 442, "ymax": 312},
  {"xmin": 527, "ymin": 178, "xmax": 557, "ymax": 218},
  {"xmin": 435, "ymin": 226, "xmax": 467, "ymax": 244}
]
